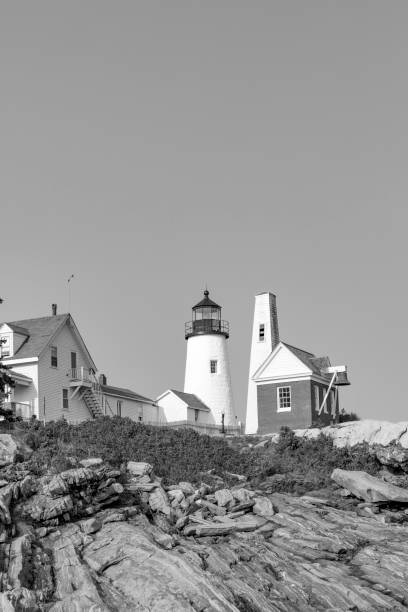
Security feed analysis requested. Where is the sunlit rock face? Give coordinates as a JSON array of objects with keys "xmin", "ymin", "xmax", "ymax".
[
  {"xmin": 293, "ymin": 420, "xmax": 408, "ymax": 449},
  {"xmin": 2, "ymin": 434, "xmax": 408, "ymax": 610}
]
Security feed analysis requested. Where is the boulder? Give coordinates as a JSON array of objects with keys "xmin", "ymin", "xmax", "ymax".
[
  {"xmin": 331, "ymin": 469, "xmax": 408, "ymax": 503},
  {"xmin": 148, "ymin": 487, "xmax": 171, "ymax": 516},
  {"xmin": 253, "ymin": 496, "xmax": 275, "ymax": 517},
  {"xmin": 79, "ymin": 458, "xmax": 103, "ymax": 468},
  {"xmin": 127, "ymin": 461, "xmax": 153, "ymax": 477},
  {"xmin": 167, "ymin": 489, "xmax": 184, "ymax": 504},
  {"xmin": 177, "ymin": 481, "xmax": 195, "ymax": 496},
  {"xmin": 214, "ymin": 488, "xmax": 234, "ymax": 507},
  {"xmin": 80, "ymin": 517, "xmax": 102, "ymax": 534},
  {"xmin": 376, "ymin": 446, "xmax": 408, "ymax": 471},
  {"xmin": 232, "ymin": 488, "xmax": 254, "ymax": 503},
  {"xmin": 371, "ymin": 423, "xmax": 408, "ymax": 447},
  {"xmin": 60, "ymin": 468, "xmax": 94, "ymax": 487},
  {"xmin": 0, "ymin": 594, "xmax": 14, "ymax": 611},
  {"xmin": 0, "ymin": 434, "xmax": 32, "ymax": 467}
]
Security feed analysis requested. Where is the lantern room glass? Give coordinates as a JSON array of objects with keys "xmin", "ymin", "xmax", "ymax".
[{"xmin": 193, "ymin": 306, "xmax": 221, "ymax": 321}]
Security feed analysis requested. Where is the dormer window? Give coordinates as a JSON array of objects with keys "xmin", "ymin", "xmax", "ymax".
[{"xmin": 0, "ymin": 335, "xmax": 10, "ymax": 357}]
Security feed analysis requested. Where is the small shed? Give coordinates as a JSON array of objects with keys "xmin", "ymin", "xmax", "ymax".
[{"xmin": 156, "ymin": 389, "xmax": 213, "ymax": 425}]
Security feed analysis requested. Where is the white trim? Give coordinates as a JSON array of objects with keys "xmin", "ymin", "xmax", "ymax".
[
  {"xmin": 103, "ymin": 391, "xmax": 154, "ymax": 404},
  {"xmin": 252, "ymin": 342, "xmax": 313, "ymax": 381},
  {"xmin": 254, "ymin": 373, "xmax": 311, "ymax": 384},
  {"xmin": 277, "ymin": 385, "xmax": 292, "ymax": 412},
  {"xmin": 322, "ymin": 365, "xmax": 347, "ymax": 374},
  {"xmin": 3, "ymin": 357, "xmax": 38, "ymax": 365},
  {"xmin": 155, "ymin": 389, "xmax": 189, "ymax": 408}
]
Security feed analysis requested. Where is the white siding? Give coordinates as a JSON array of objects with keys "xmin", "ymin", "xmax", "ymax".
[
  {"xmin": 186, "ymin": 407, "xmax": 212, "ymax": 424},
  {"xmin": 184, "ymin": 334, "xmax": 234, "ymax": 426},
  {"xmin": 157, "ymin": 392, "xmax": 187, "ymax": 422},
  {"xmin": 246, "ymin": 293, "xmax": 279, "ymax": 434},
  {"xmin": 104, "ymin": 395, "xmax": 159, "ymax": 424},
  {"xmin": 8, "ymin": 362, "xmax": 39, "ymax": 416},
  {"xmin": 38, "ymin": 322, "xmax": 93, "ymax": 423},
  {"xmin": 255, "ymin": 344, "xmax": 312, "ymax": 381}
]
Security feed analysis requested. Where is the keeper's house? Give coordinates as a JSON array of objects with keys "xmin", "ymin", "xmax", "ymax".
[
  {"xmin": 0, "ymin": 305, "xmax": 158, "ymax": 423},
  {"xmin": 245, "ymin": 292, "xmax": 350, "ymax": 435}
]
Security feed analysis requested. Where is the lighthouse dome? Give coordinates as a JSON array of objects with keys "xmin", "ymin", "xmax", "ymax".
[{"xmin": 185, "ymin": 290, "xmax": 229, "ymax": 339}]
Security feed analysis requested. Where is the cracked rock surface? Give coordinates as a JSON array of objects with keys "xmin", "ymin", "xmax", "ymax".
[{"xmin": 1, "ymin": 443, "xmax": 408, "ymax": 610}]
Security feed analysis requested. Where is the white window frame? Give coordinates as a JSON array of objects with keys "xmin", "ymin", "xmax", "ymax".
[
  {"xmin": 314, "ymin": 384, "xmax": 319, "ymax": 412},
  {"xmin": 62, "ymin": 388, "xmax": 69, "ymax": 410},
  {"xmin": 322, "ymin": 387, "xmax": 328, "ymax": 414},
  {"xmin": 331, "ymin": 389, "xmax": 336, "ymax": 417},
  {"xmin": 51, "ymin": 346, "xmax": 58, "ymax": 368},
  {"xmin": 277, "ymin": 386, "xmax": 291, "ymax": 412}
]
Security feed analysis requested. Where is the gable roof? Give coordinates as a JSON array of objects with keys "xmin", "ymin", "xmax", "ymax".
[
  {"xmin": 281, "ymin": 343, "xmax": 323, "ymax": 375},
  {"xmin": 253, "ymin": 341, "xmax": 332, "ymax": 382},
  {"xmin": 8, "ymin": 324, "xmax": 30, "ymax": 336},
  {"xmin": 101, "ymin": 384, "xmax": 156, "ymax": 405},
  {"xmin": 2, "ymin": 315, "xmax": 68, "ymax": 360},
  {"xmin": 169, "ymin": 390, "xmax": 211, "ymax": 412},
  {"xmin": 2, "ymin": 314, "xmax": 97, "ymax": 370}
]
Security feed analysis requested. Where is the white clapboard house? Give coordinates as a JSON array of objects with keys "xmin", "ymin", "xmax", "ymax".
[{"xmin": 0, "ymin": 305, "xmax": 158, "ymax": 423}]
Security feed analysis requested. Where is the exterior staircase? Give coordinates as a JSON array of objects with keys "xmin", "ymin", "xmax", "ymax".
[
  {"xmin": 69, "ymin": 368, "xmax": 113, "ymax": 419},
  {"xmin": 81, "ymin": 387, "xmax": 104, "ymax": 418}
]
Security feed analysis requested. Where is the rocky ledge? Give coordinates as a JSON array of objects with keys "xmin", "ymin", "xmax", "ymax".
[{"xmin": 1, "ymin": 438, "xmax": 408, "ymax": 611}]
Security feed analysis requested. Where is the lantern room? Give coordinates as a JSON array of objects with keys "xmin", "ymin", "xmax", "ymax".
[{"xmin": 185, "ymin": 290, "xmax": 229, "ymax": 339}]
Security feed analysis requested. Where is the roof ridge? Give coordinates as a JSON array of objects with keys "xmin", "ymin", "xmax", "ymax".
[{"xmin": 282, "ymin": 341, "xmax": 315, "ymax": 356}]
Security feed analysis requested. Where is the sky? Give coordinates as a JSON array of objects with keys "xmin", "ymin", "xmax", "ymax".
[{"xmin": 1, "ymin": 1, "xmax": 408, "ymax": 423}]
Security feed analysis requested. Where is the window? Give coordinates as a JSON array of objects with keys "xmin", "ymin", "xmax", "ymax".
[
  {"xmin": 51, "ymin": 346, "xmax": 58, "ymax": 367},
  {"xmin": 0, "ymin": 336, "xmax": 10, "ymax": 357},
  {"xmin": 138, "ymin": 415, "xmax": 143, "ymax": 422},
  {"xmin": 321, "ymin": 387, "xmax": 328, "ymax": 414},
  {"xmin": 117, "ymin": 400, "xmax": 122, "ymax": 417},
  {"xmin": 210, "ymin": 360, "xmax": 218, "ymax": 374},
  {"xmin": 62, "ymin": 388, "xmax": 69, "ymax": 410},
  {"xmin": 71, "ymin": 352, "xmax": 77, "ymax": 370},
  {"xmin": 194, "ymin": 409, "xmax": 199, "ymax": 422},
  {"xmin": 314, "ymin": 385, "xmax": 320, "ymax": 412},
  {"xmin": 331, "ymin": 389, "xmax": 336, "ymax": 417},
  {"xmin": 259, "ymin": 324, "xmax": 265, "ymax": 342},
  {"xmin": 277, "ymin": 386, "xmax": 291, "ymax": 412}
]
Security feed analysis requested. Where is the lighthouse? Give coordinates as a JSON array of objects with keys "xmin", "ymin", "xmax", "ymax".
[{"xmin": 184, "ymin": 290, "xmax": 234, "ymax": 426}]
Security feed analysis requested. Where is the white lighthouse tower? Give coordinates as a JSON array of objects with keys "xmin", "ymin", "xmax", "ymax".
[
  {"xmin": 184, "ymin": 290, "xmax": 234, "ymax": 427},
  {"xmin": 245, "ymin": 292, "xmax": 280, "ymax": 434}
]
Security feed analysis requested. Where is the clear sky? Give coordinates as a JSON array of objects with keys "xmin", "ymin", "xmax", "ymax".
[{"xmin": 1, "ymin": 2, "xmax": 407, "ymax": 422}]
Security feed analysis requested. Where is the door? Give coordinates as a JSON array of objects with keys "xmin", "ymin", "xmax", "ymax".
[{"xmin": 71, "ymin": 352, "xmax": 77, "ymax": 370}]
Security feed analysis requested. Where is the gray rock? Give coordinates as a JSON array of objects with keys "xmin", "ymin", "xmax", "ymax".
[
  {"xmin": 148, "ymin": 487, "xmax": 171, "ymax": 516},
  {"xmin": 80, "ymin": 517, "xmax": 102, "ymax": 534},
  {"xmin": 214, "ymin": 488, "xmax": 234, "ymax": 507},
  {"xmin": 127, "ymin": 461, "xmax": 153, "ymax": 477},
  {"xmin": 376, "ymin": 446, "xmax": 408, "ymax": 471},
  {"xmin": 232, "ymin": 488, "xmax": 254, "ymax": 503},
  {"xmin": 0, "ymin": 434, "xmax": 33, "ymax": 467},
  {"xmin": 79, "ymin": 458, "xmax": 103, "ymax": 468},
  {"xmin": 253, "ymin": 496, "xmax": 275, "ymax": 517},
  {"xmin": 331, "ymin": 468, "xmax": 408, "ymax": 503}
]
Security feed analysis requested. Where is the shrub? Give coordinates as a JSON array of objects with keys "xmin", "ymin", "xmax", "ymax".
[{"xmin": 20, "ymin": 419, "xmax": 381, "ymax": 491}]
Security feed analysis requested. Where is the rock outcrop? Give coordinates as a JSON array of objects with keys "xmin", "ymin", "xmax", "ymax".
[
  {"xmin": 1, "ymin": 444, "xmax": 408, "ymax": 610},
  {"xmin": 332, "ymin": 468, "xmax": 408, "ymax": 503},
  {"xmin": 292, "ymin": 419, "xmax": 408, "ymax": 449}
]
